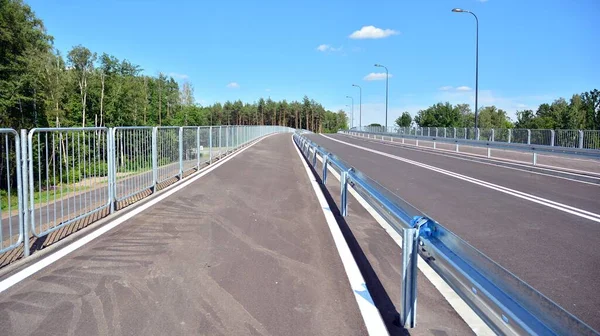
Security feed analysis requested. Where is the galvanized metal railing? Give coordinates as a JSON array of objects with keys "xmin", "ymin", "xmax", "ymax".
[
  {"xmin": 360, "ymin": 126, "xmax": 600, "ymax": 150},
  {"xmin": 344, "ymin": 130, "xmax": 600, "ymax": 166},
  {"xmin": 0, "ymin": 129, "xmax": 23, "ymax": 254},
  {"xmin": 293, "ymin": 132, "xmax": 599, "ymax": 335},
  {"xmin": 0, "ymin": 125, "xmax": 291, "ymax": 261}
]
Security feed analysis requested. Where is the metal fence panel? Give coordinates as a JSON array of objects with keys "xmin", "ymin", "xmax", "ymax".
[
  {"xmin": 156, "ymin": 127, "xmax": 180, "ymax": 183},
  {"xmin": 511, "ymin": 129, "xmax": 529, "ymax": 144},
  {"xmin": 182, "ymin": 127, "xmax": 198, "ymax": 173},
  {"xmin": 555, "ymin": 130, "xmax": 579, "ymax": 148},
  {"xmin": 113, "ymin": 127, "xmax": 153, "ymax": 203},
  {"xmin": 28, "ymin": 128, "xmax": 110, "ymax": 237},
  {"xmin": 480, "ymin": 128, "xmax": 494, "ymax": 141},
  {"xmin": 0, "ymin": 129, "xmax": 23, "ymax": 253},
  {"xmin": 530, "ymin": 129, "xmax": 552, "ymax": 146},
  {"xmin": 582, "ymin": 130, "xmax": 600, "ymax": 149}
]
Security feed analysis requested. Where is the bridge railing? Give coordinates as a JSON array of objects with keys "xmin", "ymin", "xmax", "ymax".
[
  {"xmin": 357, "ymin": 126, "xmax": 600, "ymax": 150},
  {"xmin": 293, "ymin": 132, "xmax": 599, "ymax": 335},
  {"xmin": 0, "ymin": 125, "xmax": 291, "ymax": 262}
]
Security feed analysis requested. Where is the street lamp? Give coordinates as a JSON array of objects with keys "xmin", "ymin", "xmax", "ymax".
[
  {"xmin": 374, "ymin": 64, "xmax": 389, "ymax": 131},
  {"xmin": 346, "ymin": 96, "xmax": 354, "ymax": 129},
  {"xmin": 452, "ymin": 8, "xmax": 479, "ymax": 130},
  {"xmin": 352, "ymin": 84, "xmax": 362, "ymax": 130}
]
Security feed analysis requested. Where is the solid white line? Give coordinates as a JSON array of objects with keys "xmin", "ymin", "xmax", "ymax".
[
  {"xmin": 291, "ymin": 136, "xmax": 389, "ymax": 336},
  {"xmin": 0, "ymin": 135, "xmax": 273, "ymax": 294},
  {"xmin": 342, "ymin": 133, "xmax": 600, "ymax": 185},
  {"xmin": 323, "ymin": 134, "xmax": 600, "ymax": 223},
  {"xmin": 313, "ymin": 151, "xmax": 495, "ymax": 335}
]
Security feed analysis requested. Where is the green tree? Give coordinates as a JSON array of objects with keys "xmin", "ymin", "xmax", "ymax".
[
  {"xmin": 414, "ymin": 102, "xmax": 461, "ymax": 127},
  {"xmin": 477, "ymin": 106, "xmax": 513, "ymax": 129},
  {"xmin": 395, "ymin": 112, "xmax": 412, "ymax": 127}
]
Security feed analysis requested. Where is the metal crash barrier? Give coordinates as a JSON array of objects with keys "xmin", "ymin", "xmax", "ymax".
[{"xmin": 293, "ymin": 132, "xmax": 599, "ymax": 335}]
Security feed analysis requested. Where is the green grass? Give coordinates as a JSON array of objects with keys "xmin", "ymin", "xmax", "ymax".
[{"xmin": 1, "ymin": 185, "xmax": 91, "ymax": 213}]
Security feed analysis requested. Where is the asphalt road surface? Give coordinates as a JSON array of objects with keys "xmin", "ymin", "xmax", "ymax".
[{"xmin": 307, "ymin": 133, "xmax": 600, "ymax": 331}]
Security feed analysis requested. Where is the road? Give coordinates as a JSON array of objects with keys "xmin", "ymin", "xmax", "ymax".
[
  {"xmin": 307, "ymin": 133, "xmax": 600, "ymax": 331},
  {"xmin": 0, "ymin": 134, "xmax": 477, "ymax": 335}
]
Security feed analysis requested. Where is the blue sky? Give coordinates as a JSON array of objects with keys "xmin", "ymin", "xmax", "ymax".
[{"xmin": 28, "ymin": 0, "xmax": 599, "ymax": 126}]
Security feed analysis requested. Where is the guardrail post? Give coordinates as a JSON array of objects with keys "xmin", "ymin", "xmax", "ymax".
[
  {"xmin": 340, "ymin": 170, "xmax": 349, "ymax": 216},
  {"xmin": 533, "ymin": 152, "xmax": 537, "ymax": 165},
  {"xmin": 322, "ymin": 154, "xmax": 329, "ymax": 184},
  {"xmin": 178, "ymin": 127, "xmax": 183, "ymax": 179},
  {"xmin": 152, "ymin": 127, "xmax": 158, "ymax": 192},
  {"xmin": 20, "ymin": 130, "xmax": 30, "ymax": 257},
  {"xmin": 401, "ymin": 227, "xmax": 419, "ymax": 328},
  {"xmin": 578, "ymin": 130, "xmax": 584, "ymax": 148},
  {"xmin": 209, "ymin": 126, "xmax": 213, "ymax": 164},
  {"xmin": 487, "ymin": 147, "xmax": 491, "ymax": 158},
  {"xmin": 527, "ymin": 129, "xmax": 531, "ymax": 145},
  {"xmin": 508, "ymin": 129, "xmax": 512, "ymax": 143},
  {"xmin": 550, "ymin": 130, "xmax": 555, "ymax": 147},
  {"xmin": 456, "ymin": 143, "xmax": 459, "ymax": 152}
]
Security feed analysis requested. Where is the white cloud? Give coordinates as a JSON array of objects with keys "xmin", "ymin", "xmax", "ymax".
[
  {"xmin": 265, "ymin": 88, "xmax": 271, "ymax": 92},
  {"xmin": 226, "ymin": 82, "xmax": 240, "ymax": 89},
  {"xmin": 439, "ymin": 86, "xmax": 453, "ymax": 91},
  {"xmin": 168, "ymin": 72, "xmax": 189, "ymax": 80},
  {"xmin": 439, "ymin": 85, "xmax": 471, "ymax": 91},
  {"xmin": 316, "ymin": 44, "xmax": 342, "ymax": 52},
  {"xmin": 363, "ymin": 72, "xmax": 393, "ymax": 81},
  {"xmin": 456, "ymin": 86, "xmax": 472, "ymax": 91},
  {"xmin": 349, "ymin": 26, "xmax": 399, "ymax": 39}
]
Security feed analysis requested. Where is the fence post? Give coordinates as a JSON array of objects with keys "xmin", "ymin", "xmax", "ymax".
[
  {"xmin": 464, "ymin": 128, "xmax": 467, "ymax": 139},
  {"xmin": 108, "ymin": 129, "xmax": 116, "ymax": 213},
  {"xmin": 550, "ymin": 130, "xmax": 555, "ymax": 147},
  {"xmin": 152, "ymin": 127, "xmax": 158, "ymax": 192},
  {"xmin": 209, "ymin": 126, "xmax": 213, "ymax": 164},
  {"xmin": 312, "ymin": 148, "xmax": 317, "ymax": 166},
  {"xmin": 476, "ymin": 128, "xmax": 480, "ymax": 140},
  {"xmin": 340, "ymin": 170, "xmax": 349, "ymax": 216},
  {"xmin": 491, "ymin": 129, "xmax": 495, "ymax": 142},
  {"xmin": 20, "ymin": 130, "xmax": 30, "ymax": 257},
  {"xmin": 444, "ymin": 128, "xmax": 447, "ymax": 138},
  {"xmin": 401, "ymin": 227, "xmax": 419, "ymax": 328},
  {"xmin": 196, "ymin": 127, "xmax": 201, "ymax": 170},
  {"xmin": 578, "ymin": 130, "xmax": 584, "ymax": 148},
  {"xmin": 453, "ymin": 127, "xmax": 457, "ymax": 139},
  {"xmin": 218, "ymin": 126, "xmax": 222, "ymax": 158},
  {"xmin": 435, "ymin": 128, "xmax": 438, "ymax": 137},
  {"xmin": 178, "ymin": 127, "xmax": 183, "ymax": 179},
  {"xmin": 508, "ymin": 129, "xmax": 512, "ymax": 143},
  {"xmin": 322, "ymin": 154, "xmax": 329, "ymax": 184},
  {"xmin": 527, "ymin": 129, "xmax": 531, "ymax": 145}
]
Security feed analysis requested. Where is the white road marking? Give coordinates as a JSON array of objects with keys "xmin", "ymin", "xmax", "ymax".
[
  {"xmin": 0, "ymin": 135, "xmax": 274, "ymax": 293},
  {"xmin": 342, "ymin": 133, "xmax": 600, "ymax": 185},
  {"xmin": 323, "ymin": 134, "xmax": 600, "ymax": 223},
  {"xmin": 292, "ymin": 136, "xmax": 389, "ymax": 336},
  {"xmin": 312, "ymin": 147, "xmax": 495, "ymax": 335}
]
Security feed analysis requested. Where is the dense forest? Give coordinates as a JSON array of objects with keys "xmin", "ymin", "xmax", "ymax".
[
  {"xmin": 0, "ymin": 0, "xmax": 348, "ymax": 133},
  {"xmin": 398, "ymin": 89, "xmax": 599, "ymax": 130}
]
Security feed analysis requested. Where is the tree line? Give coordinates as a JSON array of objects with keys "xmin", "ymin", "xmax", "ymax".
[
  {"xmin": 396, "ymin": 90, "xmax": 599, "ymax": 130},
  {"xmin": 0, "ymin": 0, "xmax": 348, "ymax": 133}
]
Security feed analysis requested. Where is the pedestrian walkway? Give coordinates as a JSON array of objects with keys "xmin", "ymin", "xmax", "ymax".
[{"xmin": 0, "ymin": 134, "xmax": 367, "ymax": 336}]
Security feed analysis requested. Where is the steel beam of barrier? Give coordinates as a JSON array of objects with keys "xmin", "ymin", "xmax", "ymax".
[
  {"xmin": 293, "ymin": 133, "xmax": 599, "ymax": 335},
  {"xmin": 0, "ymin": 129, "xmax": 24, "ymax": 255}
]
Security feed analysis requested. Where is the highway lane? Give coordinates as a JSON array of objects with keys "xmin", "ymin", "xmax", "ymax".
[
  {"xmin": 307, "ymin": 133, "xmax": 600, "ymax": 331},
  {"xmin": 334, "ymin": 133, "xmax": 600, "ymax": 215}
]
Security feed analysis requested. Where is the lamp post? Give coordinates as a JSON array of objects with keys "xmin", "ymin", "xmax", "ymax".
[
  {"xmin": 346, "ymin": 96, "xmax": 354, "ymax": 129},
  {"xmin": 452, "ymin": 8, "xmax": 479, "ymax": 130},
  {"xmin": 374, "ymin": 64, "xmax": 389, "ymax": 131},
  {"xmin": 352, "ymin": 84, "xmax": 362, "ymax": 130}
]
